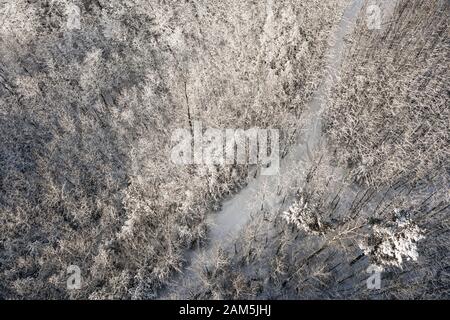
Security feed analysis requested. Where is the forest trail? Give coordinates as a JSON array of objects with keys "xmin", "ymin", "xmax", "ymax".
[{"xmin": 160, "ymin": 0, "xmax": 365, "ymax": 298}]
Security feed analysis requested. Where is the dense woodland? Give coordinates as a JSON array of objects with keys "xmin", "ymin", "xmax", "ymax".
[{"xmin": 0, "ymin": 0, "xmax": 448, "ymax": 299}]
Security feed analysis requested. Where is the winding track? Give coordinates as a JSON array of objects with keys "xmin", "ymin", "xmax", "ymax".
[{"xmin": 161, "ymin": 0, "xmax": 365, "ymax": 298}]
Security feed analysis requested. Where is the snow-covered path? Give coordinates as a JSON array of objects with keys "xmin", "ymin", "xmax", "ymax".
[{"xmin": 161, "ymin": 0, "xmax": 365, "ymax": 298}]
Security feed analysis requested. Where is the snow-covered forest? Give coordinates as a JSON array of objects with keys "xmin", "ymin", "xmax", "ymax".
[{"xmin": 0, "ymin": 0, "xmax": 448, "ymax": 299}]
